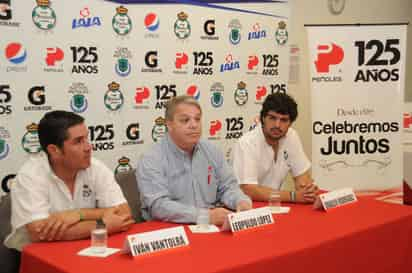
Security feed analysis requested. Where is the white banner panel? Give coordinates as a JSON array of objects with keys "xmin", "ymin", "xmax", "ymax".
[{"xmin": 307, "ymin": 24, "xmax": 407, "ymax": 190}]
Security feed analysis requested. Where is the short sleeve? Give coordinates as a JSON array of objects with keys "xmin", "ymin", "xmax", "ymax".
[
  {"xmin": 11, "ymin": 172, "xmax": 50, "ymax": 229},
  {"xmin": 91, "ymin": 159, "xmax": 126, "ymax": 208},
  {"xmin": 233, "ymin": 139, "xmax": 259, "ymax": 185},
  {"xmin": 286, "ymin": 130, "xmax": 311, "ymax": 177}
]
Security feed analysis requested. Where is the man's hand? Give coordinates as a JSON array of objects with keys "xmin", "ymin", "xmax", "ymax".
[
  {"xmin": 295, "ymin": 183, "xmax": 318, "ymax": 203},
  {"xmin": 209, "ymin": 207, "xmax": 232, "ymax": 226},
  {"xmin": 37, "ymin": 211, "xmax": 81, "ymax": 241},
  {"xmin": 236, "ymin": 200, "xmax": 252, "ymax": 212},
  {"xmin": 102, "ymin": 208, "xmax": 134, "ymax": 234}
]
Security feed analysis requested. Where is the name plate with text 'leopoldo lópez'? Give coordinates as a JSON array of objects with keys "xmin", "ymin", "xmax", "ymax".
[
  {"xmin": 124, "ymin": 226, "xmax": 189, "ymax": 257},
  {"xmin": 228, "ymin": 207, "xmax": 274, "ymax": 233}
]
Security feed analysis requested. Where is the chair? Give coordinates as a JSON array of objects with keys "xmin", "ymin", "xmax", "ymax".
[
  {"xmin": 0, "ymin": 194, "xmax": 20, "ymax": 273},
  {"xmin": 115, "ymin": 169, "xmax": 144, "ymax": 223}
]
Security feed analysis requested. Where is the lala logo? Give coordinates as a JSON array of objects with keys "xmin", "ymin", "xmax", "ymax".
[
  {"xmin": 72, "ymin": 7, "xmax": 102, "ymax": 29},
  {"xmin": 248, "ymin": 23, "xmax": 266, "ymax": 40},
  {"xmin": 220, "ymin": 54, "xmax": 240, "ymax": 72}
]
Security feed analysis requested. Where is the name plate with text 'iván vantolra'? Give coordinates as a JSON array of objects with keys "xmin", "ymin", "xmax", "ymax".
[{"xmin": 124, "ymin": 226, "xmax": 189, "ymax": 257}]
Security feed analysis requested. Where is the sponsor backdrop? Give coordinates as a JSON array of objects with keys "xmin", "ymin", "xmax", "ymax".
[
  {"xmin": 307, "ymin": 24, "xmax": 407, "ymax": 191},
  {"xmin": 0, "ymin": 0, "xmax": 290, "ymax": 196}
]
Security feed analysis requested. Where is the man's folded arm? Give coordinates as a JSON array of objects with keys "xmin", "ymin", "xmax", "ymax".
[{"xmin": 26, "ymin": 202, "xmax": 133, "ymax": 242}]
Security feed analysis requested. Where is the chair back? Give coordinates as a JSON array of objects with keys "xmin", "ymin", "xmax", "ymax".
[
  {"xmin": 115, "ymin": 169, "xmax": 144, "ymax": 223},
  {"xmin": 0, "ymin": 194, "xmax": 21, "ymax": 273}
]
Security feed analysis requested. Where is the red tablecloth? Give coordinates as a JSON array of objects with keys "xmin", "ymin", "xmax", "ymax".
[{"xmin": 20, "ymin": 197, "xmax": 412, "ymax": 273}]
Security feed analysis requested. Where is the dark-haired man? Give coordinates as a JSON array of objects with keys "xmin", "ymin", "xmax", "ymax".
[
  {"xmin": 5, "ymin": 110, "xmax": 134, "ymax": 251},
  {"xmin": 233, "ymin": 93, "xmax": 318, "ymax": 204},
  {"xmin": 137, "ymin": 95, "xmax": 251, "ymax": 226}
]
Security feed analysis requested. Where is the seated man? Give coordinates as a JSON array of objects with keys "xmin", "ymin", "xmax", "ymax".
[
  {"xmin": 233, "ymin": 93, "xmax": 318, "ymax": 203},
  {"xmin": 5, "ymin": 110, "xmax": 134, "ymax": 251},
  {"xmin": 136, "ymin": 95, "xmax": 252, "ymax": 226}
]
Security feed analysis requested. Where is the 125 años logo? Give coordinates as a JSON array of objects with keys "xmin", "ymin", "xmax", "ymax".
[
  {"xmin": 70, "ymin": 46, "xmax": 99, "ymax": 74},
  {"xmin": 88, "ymin": 124, "xmax": 114, "ymax": 151},
  {"xmin": 155, "ymin": 84, "xmax": 177, "ymax": 109},
  {"xmin": 225, "ymin": 117, "xmax": 244, "ymax": 139},
  {"xmin": 354, "ymin": 39, "xmax": 400, "ymax": 82}
]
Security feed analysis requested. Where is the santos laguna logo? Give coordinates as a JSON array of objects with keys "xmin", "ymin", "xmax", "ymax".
[{"xmin": 312, "ymin": 43, "xmax": 344, "ymax": 82}]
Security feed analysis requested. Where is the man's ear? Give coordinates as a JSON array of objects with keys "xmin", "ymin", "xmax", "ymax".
[
  {"xmin": 166, "ymin": 119, "xmax": 173, "ymax": 132},
  {"xmin": 47, "ymin": 144, "xmax": 62, "ymax": 158}
]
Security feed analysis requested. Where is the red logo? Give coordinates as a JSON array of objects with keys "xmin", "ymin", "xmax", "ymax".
[
  {"xmin": 135, "ymin": 87, "xmax": 150, "ymax": 104},
  {"xmin": 314, "ymin": 43, "xmax": 344, "ymax": 73},
  {"xmin": 175, "ymin": 52, "xmax": 188, "ymax": 69},
  {"xmin": 248, "ymin": 55, "xmax": 259, "ymax": 70},
  {"xmin": 255, "ymin": 86, "xmax": 267, "ymax": 101},
  {"xmin": 404, "ymin": 113, "xmax": 412, "ymax": 129},
  {"xmin": 207, "ymin": 165, "xmax": 212, "ymax": 184},
  {"xmin": 45, "ymin": 47, "xmax": 64, "ymax": 66},
  {"xmin": 209, "ymin": 120, "xmax": 222, "ymax": 136}
]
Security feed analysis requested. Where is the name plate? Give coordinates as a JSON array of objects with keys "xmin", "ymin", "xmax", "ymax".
[
  {"xmin": 124, "ymin": 226, "xmax": 189, "ymax": 257},
  {"xmin": 319, "ymin": 188, "xmax": 357, "ymax": 210},
  {"xmin": 228, "ymin": 207, "xmax": 274, "ymax": 233}
]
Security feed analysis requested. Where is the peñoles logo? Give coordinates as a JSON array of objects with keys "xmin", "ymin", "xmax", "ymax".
[{"xmin": 314, "ymin": 43, "xmax": 344, "ymax": 73}]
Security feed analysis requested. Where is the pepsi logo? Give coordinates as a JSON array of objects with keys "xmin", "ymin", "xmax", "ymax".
[
  {"xmin": 5, "ymin": 42, "xmax": 26, "ymax": 64},
  {"xmin": 186, "ymin": 85, "xmax": 200, "ymax": 100},
  {"xmin": 144, "ymin": 13, "xmax": 159, "ymax": 32}
]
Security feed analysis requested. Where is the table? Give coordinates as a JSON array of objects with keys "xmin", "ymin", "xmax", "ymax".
[{"xmin": 20, "ymin": 197, "xmax": 412, "ymax": 273}]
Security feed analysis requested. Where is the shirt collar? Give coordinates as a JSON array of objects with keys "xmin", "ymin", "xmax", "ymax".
[{"xmin": 38, "ymin": 152, "xmax": 61, "ymax": 182}]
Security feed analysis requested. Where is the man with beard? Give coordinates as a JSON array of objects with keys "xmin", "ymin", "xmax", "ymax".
[
  {"xmin": 233, "ymin": 93, "xmax": 318, "ymax": 204},
  {"xmin": 5, "ymin": 111, "xmax": 134, "ymax": 252},
  {"xmin": 137, "ymin": 95, "xmax": 252, "ymax": 226}
]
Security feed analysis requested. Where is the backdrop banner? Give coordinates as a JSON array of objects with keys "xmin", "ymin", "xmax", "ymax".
[
  {"xmin": 306, "ymin": 24, "xmax": 407, "ymax": 191},
  {"xmin": 0, "ymin": 0, "xmax": 289, "ymax": 196}
]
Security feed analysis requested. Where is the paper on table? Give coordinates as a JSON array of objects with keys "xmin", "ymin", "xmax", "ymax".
[
  {"xmin": 77, "ymin": 247, "xmax": 120, "ymax": 258},
  {"xmin": 188, "ymin": 224, "xmax": 220, "ymax": 233},
  {"xmin": 268, "ymin": 206, "xmax": 290, "ymax": 214}
]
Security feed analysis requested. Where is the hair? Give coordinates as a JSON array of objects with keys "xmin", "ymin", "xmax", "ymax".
[
  {"xmin": 38, "ymin": 110, "xmax": 84, "ymax": 154},
  {"xmin": 260, "ymin": 93, "xmax": 298, "ymax": 123},
  {"xmin": 165, "ymin": 95, "xmax": 202, "ymax": 121}
]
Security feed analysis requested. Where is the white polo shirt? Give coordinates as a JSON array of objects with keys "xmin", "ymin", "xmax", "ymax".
[
  {"xmin": 233, "ymin": 126, "xmax": 311, "ymax": 190},
  {"xmin": 5, "ymin": 152, "xmax": 126, "ymax": 251}
]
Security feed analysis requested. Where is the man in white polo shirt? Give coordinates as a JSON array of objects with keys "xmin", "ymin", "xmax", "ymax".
[
  {"xmin": 5, "ymin": 110, "xmax": 134, "ymax": 251},
  {"xmin": 233, "ymin": 93, "xmax": 318, "ymax": 204}
]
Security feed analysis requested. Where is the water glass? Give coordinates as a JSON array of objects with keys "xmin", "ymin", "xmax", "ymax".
[
  {"xmin": 268, "ymin": 191, "xmax": 281, "ymax": 213},
  {"xmin": 91, "ymin": 228, "xmax": 107, "ymax": 253}
]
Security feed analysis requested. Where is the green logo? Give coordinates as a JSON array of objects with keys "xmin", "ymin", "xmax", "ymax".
[
  {"xmin": 32, "ymin": 1, "xmax": 56, "ymax": 30},
  {"xmin": 112, "ymin": 6, "xmax": 132, "ymax": 36},
  {"xmin": 174, "ymin": 12, "xmax": 191, "ymax": 39}
]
